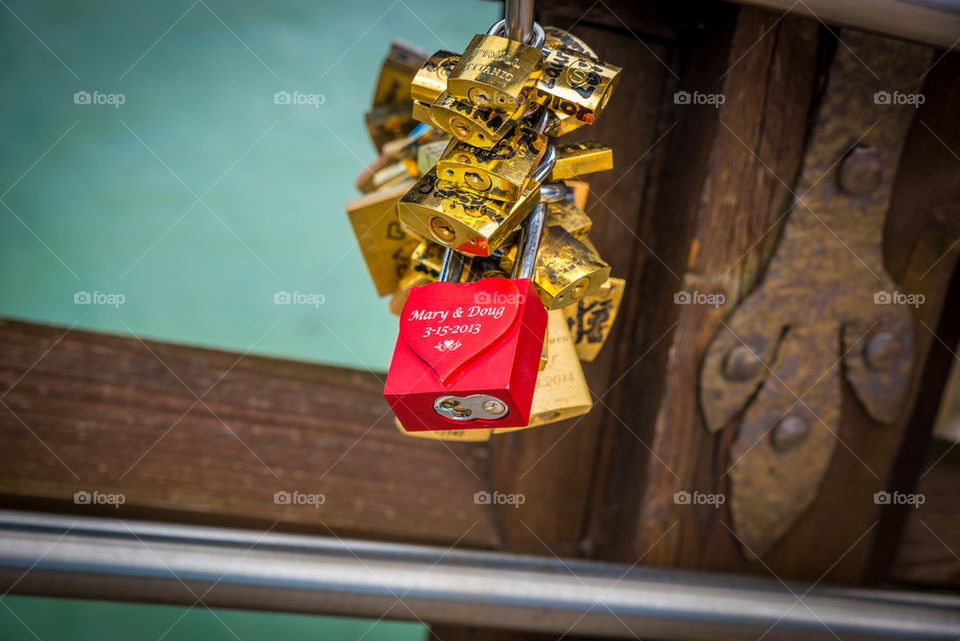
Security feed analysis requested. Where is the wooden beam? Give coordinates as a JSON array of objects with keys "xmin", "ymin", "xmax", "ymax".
[{"xmin": 0, "ymin": 319, "xmax": 498, "ymax": 547}]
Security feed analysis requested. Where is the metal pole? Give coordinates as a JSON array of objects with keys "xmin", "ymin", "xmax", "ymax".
[
  {"xmin": 1, "ymin": 510, "xmax": 958, "ymax": 640},
  {"xmin": 505, "ymin": 0, "xmax": 534, "ymax": 43}
]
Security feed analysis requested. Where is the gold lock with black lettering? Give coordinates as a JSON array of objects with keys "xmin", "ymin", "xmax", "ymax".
[
  {"xmin": 563, "ymin": 276, "xmax": 625, "ymax": 361},
  {"xmin": 436, "ymin": 125, "xmax": 547, "ymax": 201},
  {"xmin": 411, "ymin": 50, "xmax": 459, "ymax": 104},
  {"xmin": 397, "ymin": 168, "xmax": 540, "ymax": 256},
  {"xmin": 533, "ymin": 47, "xmax": 621, "ymax": 125},
  {"xmin": 372, "ymin": 40, "xmax": 428, "ymax": 108},
  {"xmin": 550, "ymin": 141, "xmax": 613, "ymax": 180},
  {"xmin": 543, "ymin": 26, "xmax": 596, "ymax": 58},
  {"xmin": 447, "ymin": 34, "xmax": 543, "ymax": 111},
  {"xmin": 545, "ymin": 199, "xmax": 591, "ymax": 239},
  {"xmin": 494, "ymin": 309, "xmax": 592, "ymax": 432},
  {"xmin": 426, "ymin": 91, "xmax": 525, "ymax": 149},
  {"xmin": 501, "ymin": 225, "xmax": 610, "ymax": 309},
  {"xmin": 345, "ymin": 180, "xmax": 419, "ymax": 296}
]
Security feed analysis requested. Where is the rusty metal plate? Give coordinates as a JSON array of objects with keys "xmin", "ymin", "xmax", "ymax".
[{"xmin": 699, "ymin": 31, "xmax": 931, "ymax": 557}]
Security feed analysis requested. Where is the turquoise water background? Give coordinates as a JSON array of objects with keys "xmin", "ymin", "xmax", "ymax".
[
  {"xmin": 0, "ymin": 0, "xmax": 497, "ymax": 373},
  {"xmin": 0, "ymin": 0, "xmax": 499, "ymax": 637}
]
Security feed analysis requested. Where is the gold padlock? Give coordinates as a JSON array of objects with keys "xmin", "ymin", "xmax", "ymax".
[
  {"xmin": 345, "ymin": 180, "xmax": 419, "ymax": 296},
  {"xmin": 411, "ymin": 50, "xmax": 459, "ymax": 104},
  {"xmin": 494, "ymin": 309, "xmax": 592, "ymax": 432},
  {"xmin": 543, "ymin": 26, "xmax": 596, "ymax": 58},
  {"xmin": 545, "ymin": 199, "xmax": 592, "ymax": 239},
  {"xmin": 447, "ymin": 34, "xmax": 542, "ymax": 111},
  {"xmin": 563, "ymin": 277, "xmax": 625, "ymax": 361},
  {"xmin": 436, "ymin": 125, "xmax": 547, "ymax": 201},
  {"xmin": 550, "ymin": 141, "xmax": 613, "ymax": 180},
  {"xmin": 565, "ymin": 179, "xmax": 590, "ymax": 210},
  {"xmin": 397, "ymin": 168, "xmax": 540, "ymax": 256},
  {"xmin": 365, "ymin": 103, "xmax": 417, "ymax": 152},
  {"xmin": 372, "ymin": 40, "xmax": 428, "ymax": 108},
  {"xmin": 533, "ymin": 47, "xmax": 621, "ymax": 125},
  {"xmin": 394, "ymin": 416, "xmax": 492, "ymax": 442},
  {"xmin": 501, "ymin": 225, "xmax": 610, "ymax": 309},
  {"xmin": 427, "ymin": 91, "xmax": 525, "ymax": 149}
]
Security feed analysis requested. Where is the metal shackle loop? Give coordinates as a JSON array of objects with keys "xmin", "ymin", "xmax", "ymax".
[
  {"xmin": 486, "ymin": 20, "xmax": 546, "ymax": 49},
  {"xmin": 512, "ymin": 202, "xmax": 547, "ymax": 279},
  {"xmin": 438, "ymin": 247, "xmax": 469, "ymax": 283}
]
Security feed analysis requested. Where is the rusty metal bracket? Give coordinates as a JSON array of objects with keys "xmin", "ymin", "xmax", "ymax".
[{"xmin": 699, "ymin": 31, "xmax": 932, "ymax": 557}]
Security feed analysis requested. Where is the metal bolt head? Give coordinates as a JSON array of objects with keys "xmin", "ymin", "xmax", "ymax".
[
  {"xmin": 864, "ymin": 331, "xmax": 902, "ymax": 370},
  {"xmin": 771, "ymin": 415, "xmax": 810, "ymax": 452},
  {"xmin": 482, "ymin": 400, "xmax": 506, "ymax": 415},
  {"xmin": 722, "ymin": 345, "xmax": 764, "ymax": 381},
  {"xmin": 429, "ymin": 217, "xmax": 456, "ymax": 242},
  {"xmin": 838, "ymin": 146, "xmax": 883, "ymax": 195}
]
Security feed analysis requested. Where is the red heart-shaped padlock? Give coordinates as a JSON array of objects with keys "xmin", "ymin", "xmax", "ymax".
[{"xmin": 399, "ymin": 278, "xmax": 521, "ymax": 384}]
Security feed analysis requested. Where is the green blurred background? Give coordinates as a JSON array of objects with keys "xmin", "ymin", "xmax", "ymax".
[{"xmin": 0, "ymin": 0, "xmax": 498, "ymax": 637}]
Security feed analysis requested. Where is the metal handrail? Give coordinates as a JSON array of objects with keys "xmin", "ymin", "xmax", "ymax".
[{"xmin": 0, "ymin": 510, "xmax": 958, "ymax": 640}]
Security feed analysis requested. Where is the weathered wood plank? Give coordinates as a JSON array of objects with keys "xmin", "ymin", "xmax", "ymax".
[{"xmin": 0, "ymin": 319, "xmax": 498, "ymax": 547}]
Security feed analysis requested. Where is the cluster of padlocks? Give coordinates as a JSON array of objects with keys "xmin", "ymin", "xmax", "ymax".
[{"xmin": 344, "ymin": 20, "xmax": 625, "ymax": 441}]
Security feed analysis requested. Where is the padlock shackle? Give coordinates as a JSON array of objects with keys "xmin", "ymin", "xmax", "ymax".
[
  {"xmin": 532, "ymin": 144, "xmax": 557, "ymax": 184},
  {"xmin": 486, "ymin": 19, "xmax": 545, "ymax": 49},
  {"xmin": 512, "ymin": 202, "xmax": 547, "ymax": 280},
  {"xmin": 439, "ymin": 247, "xmax": 469, "ymax": 283},
  {"xmin": 504, "ymin": 0, "xmax": 535, "ymax": 44}
]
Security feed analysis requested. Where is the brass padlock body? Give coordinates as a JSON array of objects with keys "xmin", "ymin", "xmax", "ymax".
[
  {"xmin": 345, "ymin": 180, "xmax": 420, "ymax": 296},
  {"xmin": 550, "ymin": 141, "xmax": 613, "ymax": 180},
  {"xmin": 500, "ymin": 224, "xmax": 610, "ymax": 309},
  {"xmin": 563, "ymin": 277, "xmax": 626, "ymax": 361},
  {"xmin": 543, "ymin": 27, "xmax": 597, "ymax": 59},
  {"xmin": 428, "ymin": 91, "xmax": 525, "ymax": 149},
  {"xmin": 545, "ymin": 199, "xmax": 592, "ymax": 239},
  {"xmin": 436, "ymin": 125, "xmax": 547, "ymax": 201},
  {"xmin": 398, "ymin": 168, "xmax": 539, "ymax": 256},
  {"xmin": 411, "ymin": 50, "xmax": 459, "ymax": 104},
  {"xmin": 532, "ymin": 46, "xmax": 621, "ymax": 124},
  {"xmin": 448, "ymin": 34, "xmax": 542, "ymax": 111},
  {"xmin": 494, "ymin": 309, "xmax": 592, "ymax": 432},
  {"xmin": 372, "ymin": 40, "xmax": 428, "ymax": 108}
]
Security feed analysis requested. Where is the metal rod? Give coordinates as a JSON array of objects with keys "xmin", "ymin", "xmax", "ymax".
[
  {"xmin": 504, "ymin": 0, "xmax": 534, "ymax": 43},
  {"xmin": 731, "ymin": 0, "xmax": 960, "ymax": 49},
  {"xmin": 0, "ymin": 510, "xmax": 958, "ymax": 640}
]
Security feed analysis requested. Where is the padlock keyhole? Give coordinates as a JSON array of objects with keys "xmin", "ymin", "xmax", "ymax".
[{"xmin": 439, "ymin": 398, "xmax": 472, "ymax": 418}]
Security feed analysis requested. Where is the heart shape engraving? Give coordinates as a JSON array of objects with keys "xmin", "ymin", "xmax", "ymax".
[{"xmin": 400, "ymin": 278, "xmax": 522, "ymax": 384}]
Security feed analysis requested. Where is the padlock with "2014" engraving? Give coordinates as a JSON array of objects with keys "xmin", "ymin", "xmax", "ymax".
[{"xmin": 384, "ymin": 204, "xmax": 550, "ymax": 430}]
